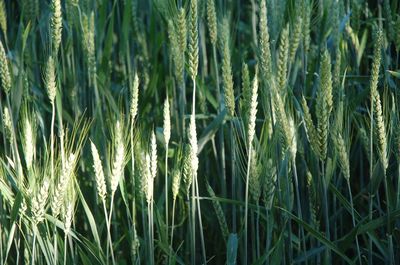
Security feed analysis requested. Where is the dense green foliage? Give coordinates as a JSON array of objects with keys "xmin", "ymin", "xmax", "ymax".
[{"xmin": 1, "ymin": 0, "xmax": 400, "ymax": 264}]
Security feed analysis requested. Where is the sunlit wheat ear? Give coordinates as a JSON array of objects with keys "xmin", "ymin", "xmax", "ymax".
[
  {"xmin": 206, "ymin": 0, "xmax": 217, "ymax": 46},
  {"xmin": 301, "ymin": 96, "xmax": 319, "ymax": 157},
  {"xmin": 64, "ymin": 203, "xmax": 73, "ymax": 234},
  {"xmin": 135, "ymin": 147, "xmax": 148, "ymax": 199},
  {"xmin": 0, "ymin": 0, "xmax": 6, "ymax": 37},
  {"xmin": 150, "ymin": 130, "xmax": 157, "ymax": 180},
  {"xmin": 290, "ymin": 16, "xmax": 302, "ymax": 63},
  {"xmin": 369, "ymin": 30, "xmax": 387, "ymax": 171},
  {"xmin": 111, "ymin": 120, "xmax": 125, "ymax": 195},
  {"xmin": 206, "ymin": 183, "xmax": 229, "ymax": 240},
  {"xmin": 247, "ymin": 69, "xmax": 258, "ymax": 146},
  {"xmin": 177, "ymin": 8, "xmax": 187, "ymax": 53},
  {"xmin": 32, "ymin": 179, "xmax": 50, "ymax": 225},
  {"xmin": 23, "ymin": 117, "xmax": 35, "ymax": 170},
  {"xmin": 171, "ymin": 167, "xmax": 181, "ymax": 201},
  {"xmin": 182, "ymin": 144, "xmax": 193, "ymax": 196},
  {"xmin": 52, "ymin": 153, "xmax": 76, "ymax": 218},
  {"xmin": 145, "ymin": 153, "xmax": 153, "ymax": 204},
  {"xmin": 262, "ymin": 159, "xmax": 276, "ymax": 210},
  {"xmin": 272, "ymin": 84, "xmax": 295, "ymax": 158},
  {"xmin": 188, "ymin": 0, "xmax": 198, "ymax": 80},
  {"xmin": 0, "ymin": 40, "xmax": 11, "ymax": 94},
  {"xmin": 51, "ymin": 0, "xmax": 62, "ymax": 54},
  {"xmin": 45, "ymin": 55, "xmax": 57, "ymax": 104},
  {"xmin": 220, "ymin": 18, "xmax": 235, "ymax": 117},
  {"xmin": 249, "ymin": 152, "xmax": 261, "ymax": 203},
  {"xmin": 163, "ymin": 98, "xmax": 171, "ymax": 145},
  {"xmin": 333, "ymin": 131, "xmax": 350, "ymax": 180},
  {"xmin": 373, "ymin": 91, "xmax": 388, "ymax": 171},
  {"xmin": 188, "ymin": 115, "xmax": 199, "ymax": 177},
  {"xmin": 277, "ymin": 24, "xmax": 289, "ymax": 93},
  {"xmin": 2, "ymin": 106, "xmax": 13, "ymax": 142},
  {"xmin": 316, "ymin": 50, "xmax": 333, "ymax": 161},
  {"xmin": 306, "ymin": 171, "xmax": 319, "ymax": 229},
  {"xmin": 90, "ymin": 141, "xmax": 107, "ymax": 202},
  {"xmin": 258, "ymin": 0, "xmax": 272, "ymax": 81},
  {"xmin": 130, "ymin": 72, "xmax": 139, "ymax": 120}
]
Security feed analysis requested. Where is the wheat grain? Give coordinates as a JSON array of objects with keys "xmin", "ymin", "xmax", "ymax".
[
  {"xmin": 206, "ymin": 0, "xmax": 217, "ymax": 46},
  {"xmin": 45, "ymin": 55, "xmax": 57, "ymax": 104},
  {"xmin": 130, "ymin": 72, "xmax": 139, "ymax": 120},
  {"xmin": 111, "ymin": 121, "xmax": 125, "ymax": 195},
  {"xmin": 32, "ymin": 179, "xmax": 50, "ymax": 225},
  {"xmin": 90, "ymin": 141, "xmax": 107, "ymax": 201},
  {"xmin": 2, "ymin": 106, "xmax": 12, "ymax": 142},
  {"xmin": 188, "ymin": 0, "xmax": 198, "ymax": 80},
  {"xmin": 206, "ymin": 183, "xmax": 229, "ymax": 240},
  {"xmin": 333, "ymin": 131, "xmax": 350, "ymax": 180},
  {"xmin": 0, "ymin": 40, "xmax": 11, "ymax": 94},
  {"xmin": 23, "ymin": 117, "xmax": 35, "ymax": 170},
  {"xmin": 262, "ymin": 159, "xmax": 276, "ymax": 210},
  {"xmin": 163, "ymin": 98, "xmax": 171, "ymax": 145},
  {"xmin": 171, "ymin": 167, "xmax": 181, "ymax": 201},
  {"xmin": 220, "ymin": 18, "xmax": 235, "ymax": 117},
  {"xmin": 258, "ymin": 0, "xmax": 272, "ymax": 81},
  {"xmin": 51, "ymin": 0, "xmax": 62, "ymax": 54},
  {"xmin": 0, "ymin": 0, "xmax": 6, "ymax": 36},
  {"xmin": 177, "ymin": 8, "xmax": 187, "ymax": 53},
  {"xmin": 290, "ymin": 16, "xmax": 302, "ymax": 63},
  {"xmin": 277, "ymin": 24, "xmax": 289, "ymax": 93},
  {"xmin": 316, "ymin": 50, "xmax": 333, "ymax": 161},
  {"xmin": 52, "ymin": 153, "xmax": 76, "ymax": 218}
]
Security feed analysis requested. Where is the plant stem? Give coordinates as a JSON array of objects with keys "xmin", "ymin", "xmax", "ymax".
[
  {"xmin": 369, "ymin": 85, "xmax": 374, "ymax": 265},
  {"xmin": 195, "ymin": 174, "xmax": 206, "ymax": 264},
  {"xmin": 106, "ymin": 196, "xmax": 116, "ymax": 265},
  {"xmin": 292, "ymin": 161, "xmax": 307, "ymax": 264},
  {"xmin": 169, "ymin": 199, "xmax": 177, "ymax": 265},
  {"xmin": 244, "ymin": 143, "xmax": 253, "ymax": 264},
  {"xmin": 321, "ymin": 161, "xmax": 330, "ymax": 263},
  {"xmin": 31, "ymin": 231, "xmax": 36, "ymax": 265},
  {"xmin": 347, "ymin": 180, "xmax": 361, "ymax": 265},
  {"xmin": 165, "ymin": 144, "xmax": 169, "ymax": 243},
  {"xmin": 64, "ymin": 233, "xmax": 68, "ymax": 265}
]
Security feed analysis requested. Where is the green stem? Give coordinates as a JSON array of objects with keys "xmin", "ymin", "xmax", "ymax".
[
  {"xmin": 64, "ymin": 233, "xmax": 68, "ymax": 265},
  {"xmin": 347, "ymin": 180, "xmax": 361, "ymax": 265},
  {"xmin": 292, "ymin": 161, "xmax": 307, "ymax": 264},
  {"xmin": 165, "ymin": 144, "xmax": 169, "ymax": 243},
  {"xmin": 169, "ymin": 199, "xmax": 176, "ymax": 265},
  {"xmin": 321, "ymin": 162, "xmax": 330, "ymax": 263},
  {"xmin": 369, "ymin": 87, "xmax": 374, "ymax": 265},
  {"xmin": 31, "ymin": 231, "xmax": 36, "ymax": 265},
  {"xmin": 106, "ymin": 196, "xmax": 116, "ymax": 265},
  {"xmin": 244, "ymin": 143, "xmax": 253, "ymax": 264}
]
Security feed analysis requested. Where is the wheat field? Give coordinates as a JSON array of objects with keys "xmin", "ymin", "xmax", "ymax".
[{"xmin": 0, "ymin": 0, "xmax": 400, "ymax": 264}]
